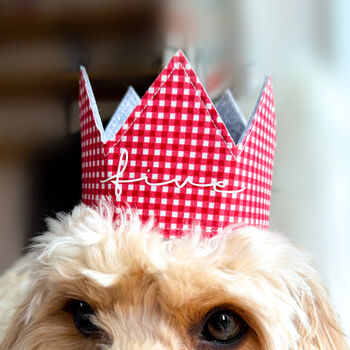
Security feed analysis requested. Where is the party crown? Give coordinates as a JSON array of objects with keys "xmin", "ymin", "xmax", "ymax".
[{"xmin": 79, "ymin": 50, "xmax": 276, "ymax": 238}]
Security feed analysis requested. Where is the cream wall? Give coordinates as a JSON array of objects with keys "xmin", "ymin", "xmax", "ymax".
[{"xmin": 234, "ymin": 0, "xmax": 350, "ymax": 337}]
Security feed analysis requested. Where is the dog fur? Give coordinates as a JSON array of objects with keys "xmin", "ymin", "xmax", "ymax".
[{"xmin": 0, "ymin": 203, "xmax": 348, "ymax": 349}]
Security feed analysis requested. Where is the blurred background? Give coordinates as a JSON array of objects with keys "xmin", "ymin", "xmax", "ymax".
[{"xmin": 0, "ymin": 0, "xmax": 349, "ymax": 337}]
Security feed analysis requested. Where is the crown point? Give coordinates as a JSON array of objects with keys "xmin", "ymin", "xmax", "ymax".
[
  {"xmin": 80, "ymin": 65, "xmax": 87, "ymax": 74},
  {"xmin": 175, "ymin": 49, "xmax": 185, "ymax": 57}
]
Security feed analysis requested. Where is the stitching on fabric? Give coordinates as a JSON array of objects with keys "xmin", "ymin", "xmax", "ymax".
[
  {"xmin": 83, "ymin": 57, "xmax": 268, "ymax": 162},
  {"xmin": 176, "ymin": 61, "xmax": 235, "ymax": 158},
  {"xmin": 103, "ymin": 64, "xmax": 178, "ymax": 156},
  {"xmin": 175, "ymin": 61, "xmax": 266, "ymax": 161},
  {"xmin": 102, "ymin": 55, "xmax": 254, "ymax": 159}
]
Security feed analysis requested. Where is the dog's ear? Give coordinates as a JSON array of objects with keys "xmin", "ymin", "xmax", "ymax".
[
  {"xmin": 296, "ymin": 276, "xmax": 348, "ymax": 349},
  {"xmin": 1, "ymin": 307, "xmax": 29, "ymax": 349},
  {"xmin": 0, "ymin": 285, "xmax": 47, "ymax": 350},
  {"xmin": 0, "ymin": 285, "xmax": 56, "ymax": 350},
  {"xmin": 0, "ymin": 285, "xmax": 89, "ymax": 350}
]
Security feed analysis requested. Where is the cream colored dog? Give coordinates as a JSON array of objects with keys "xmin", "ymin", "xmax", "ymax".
[{"xmin": 0, "ymin": 203, "xmax": 348, "ymax": 349}]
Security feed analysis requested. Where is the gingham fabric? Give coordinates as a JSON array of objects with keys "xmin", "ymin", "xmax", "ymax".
[{"xmin": 79, "ymin": 50, "xmax": 276, "ymax": 238}]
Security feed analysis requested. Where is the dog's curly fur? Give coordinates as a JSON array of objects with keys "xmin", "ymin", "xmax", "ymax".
[{"xmin": 0, "ymin": 203, "xmax": 348, "ymax": 349}]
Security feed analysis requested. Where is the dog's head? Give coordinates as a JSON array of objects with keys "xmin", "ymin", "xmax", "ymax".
[{"xmin": 1, "ymin": 204, "xmax": 347, "ymax": 349}]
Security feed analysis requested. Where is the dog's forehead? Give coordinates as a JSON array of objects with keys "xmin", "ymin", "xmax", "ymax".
[
  {"xmin": 76, "ymin": 247, "xmax": 227, "ymax": 304},
  {"xmin": 65, "ymin": 233, "xmax": 241, "ymax": 312}
]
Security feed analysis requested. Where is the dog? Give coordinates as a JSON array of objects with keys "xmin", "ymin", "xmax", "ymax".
[{"xmin": 0, "ymin": 202, "xmax": 348, "ymax": 349}]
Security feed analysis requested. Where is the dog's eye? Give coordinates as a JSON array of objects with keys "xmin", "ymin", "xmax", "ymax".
[
  {"xmin": 201, "ymin": 310, "xmax": 247, "ymax": 344},
  {"xmin": 71, "ymin": 300, "xmax": 99, "ymax": 337}
]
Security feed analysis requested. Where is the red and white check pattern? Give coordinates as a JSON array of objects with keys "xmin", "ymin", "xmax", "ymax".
[{"xmin": 80, "ymin": 50, "xmax": 276, "ymax": 238}]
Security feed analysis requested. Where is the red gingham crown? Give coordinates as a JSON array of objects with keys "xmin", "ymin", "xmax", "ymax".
[{"xmin": 79, "ymin": 50, "xmax": 276, "ymax": 238}]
